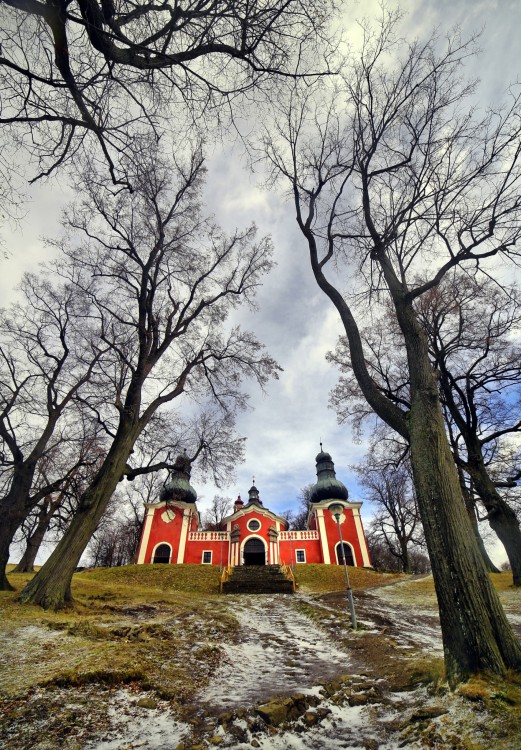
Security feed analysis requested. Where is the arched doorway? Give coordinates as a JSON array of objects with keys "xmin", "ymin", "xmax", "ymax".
[
  {"xmin": 243, "ymin": 537, "xmax": 266, "ymax": 565},
  {"xmin": 153, "ymin": 543, "xmax": 171, "ymax": 564},
  {"xmin": 335, "ymin": 542, "xmax": 355, "ymax": 566}
]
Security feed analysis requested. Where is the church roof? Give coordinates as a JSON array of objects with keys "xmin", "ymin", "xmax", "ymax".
[
  {"xmin": 160, "ymin": 453, "xmax": 198, "ymax": 504},
  {"xmin": 222, "ymin": 483, "xmax": 288, "ymax": 527},
  {"xmin": 309, "ymin": 445, "xmax": 349, "ymax": 504}
]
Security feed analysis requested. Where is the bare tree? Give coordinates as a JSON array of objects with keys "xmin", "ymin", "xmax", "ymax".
[
  {"xmin": 417, "ymin": 274, "xmax": 521, "ymax": 584},
  {"xmin": 0, "ymin": 275, "xmax": 103, "ymax": 590},
  {"xmin": 356, "ymin": 458, "xmax": 422, "ymax": 574},
  {"xmin": 263, "ymin": 13, "xmax": 521, "ymax": 683},
  {"xmin": 328, "ymin": 286, "xmax": 517, "ymax": 577},
  {"xmin": 12, "ymin": 420, "xmax": 106, "ymax": 572},
  {"xmin": 20, "ymin": 142, "xmax": 279, "ymax": 610},
  {"xmin": 86, "ymin": 490, "xmax": 144, "ymax": 568},
  {"xmin": 202, "ymin": 495, "xmax": 233, "ymax": 530},
  {"xmin": 0, "ymin": 0, "xmax": 334, "ymax": 191},
  {"xmin": 365, "ymin": 527, "xmax": 430, "ymax": 574}
]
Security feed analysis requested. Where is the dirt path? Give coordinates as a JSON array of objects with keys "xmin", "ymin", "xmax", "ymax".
[{"xmin": 199, "ymin": 594, "xmax": 353, "ymax": 711}]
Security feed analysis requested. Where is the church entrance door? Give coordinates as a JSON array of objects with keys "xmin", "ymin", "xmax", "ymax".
[{"xmin": 243, "ymin": 538, "xmax": 266, "ymax": 565}]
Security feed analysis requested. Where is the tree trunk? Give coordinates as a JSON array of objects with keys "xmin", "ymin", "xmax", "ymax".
[
  {"xmin": 456, "ymin": 467, "xmax": 500, "ymax": 574},
  {"xmin": 13, "ymin": 499, "xmax": 58, "ymax": 573},
  {"xmin": 0, "ymin": 514, "xmax": 19, "ymax": 591},
  {"xmin": 465, "ymin": 446, "xmax": 521, "ymax": 587},
  {"xmin": 14, "ymin": 529, "xmax": 43, "ymax": 574},
  {"xmin": 402, "ymin": 306, "xmax": 521, "ymax": 685},
  {"xmin": 19, "ymin": 426, "xmax": 138, "ymax": 610},
  {"xmin": 471, "ymin": 511, "xmax": 501, "ymax": 575},
  {"xmin": 0, "ymin": 466, "xmax": 40, "ymax": 590},
  {"xmin": 398, "ymin": 536, "xmax": 411, "ymax": 573}
]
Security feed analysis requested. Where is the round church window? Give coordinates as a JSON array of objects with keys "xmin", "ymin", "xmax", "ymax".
[{"xmin": 247, "ymin": 519, "xmax": 261, "ymax": 531}]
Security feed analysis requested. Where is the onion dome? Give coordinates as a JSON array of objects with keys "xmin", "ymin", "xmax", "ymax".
[
  {"xmin": 248, "ymin": 481, "xmax": 263, "ymax": 506},
  {"xmin": 160, "ymin": 453, "xmax": 197, "ymax": 504},
  {"xmin": 233, "ymin": 495, "xmax": 244, "ymax": 512},
  {"xmin": 309, "ymin": 446, "xmax": 348, "ymax": 504}
]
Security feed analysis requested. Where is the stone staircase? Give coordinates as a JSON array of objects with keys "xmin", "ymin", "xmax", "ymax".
[{"xmin": 222, "ymin": 565, "xmax": 294, "ymax": 594}]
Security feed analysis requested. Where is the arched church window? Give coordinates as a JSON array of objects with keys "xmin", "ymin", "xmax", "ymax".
[
  {"xmin": 336, "ymin": 542, "xmax": 354, "ymax": 566},
  {"xmin": 153, "ymin": 543, "xmax": 171, "ymax": 564}
]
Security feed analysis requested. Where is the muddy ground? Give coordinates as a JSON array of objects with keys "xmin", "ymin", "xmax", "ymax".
[{"xmin": 1, "ymin": 575, "xmax": 520, "ymax": 750}]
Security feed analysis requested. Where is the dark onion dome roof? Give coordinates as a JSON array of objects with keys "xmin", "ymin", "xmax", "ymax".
[
  {"xmin": 309, "ymin": 447, "xmax": 348, "ymax": 503},
  {"xmin": 247, "ymin": 483, "xmax": 263, "ymax": 505},
  {"xmin": 160, "ymin": 453, "xmax": 197, "ymax": 504},
  {"xmin": 234, "ymin": 495, "xmax": 244, "ymax": 506}
]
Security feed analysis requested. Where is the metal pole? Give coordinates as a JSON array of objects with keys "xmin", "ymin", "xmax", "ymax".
[{"xmin": 336, "ymin": 517, "xmax": 357, "ymax": 629}]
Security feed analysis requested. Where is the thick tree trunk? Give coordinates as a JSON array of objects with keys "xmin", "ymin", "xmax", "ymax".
[
  {"xmin": 399, "ymin": 537, "xmax": 411, "ymax": 573},
  {"xmin": 466, "ymin": 446, "xmax": 521, "ymax": 587},
  {"xmin": 0, "ymin": 467, "xmax": 39, "ymax": 590},
  {"xmin": 457, "ymin": 467, "xmax": 500, "ymax": 574},
  {"xmin": 13, "ymin": 501, "xmax": 57, "ymax": 573},
  {"xmin": 19, "ymin": 426, "xmax": 138, "ymax": 610},
  {"xmin": 0, "ymin": 515, "xmax": 19, "ymax": 591},
  {"xmin": 403, "ymin": 308, "xmax": 521, "ymax": 685}
]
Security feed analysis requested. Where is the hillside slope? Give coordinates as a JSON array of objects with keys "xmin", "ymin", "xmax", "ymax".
[{"xmin": 1, "ymin": 565, "xmax": 520, "ymax": 749}]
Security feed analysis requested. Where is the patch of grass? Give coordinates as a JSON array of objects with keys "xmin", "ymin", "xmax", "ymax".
[
  {"xmin": 488, "ymin": 572, "xmax": 519, "ymax": 592},
  {"xmin": 1, "ymin": 564, "xmax": 237, "ymax": 703},
  {"xmin": 458, "ymin": 673, "xmax": 521, "ymax": 708},
  {"xmin": 293, "ymin": 564, "xmax": 404, "ymax": 593},
  {"xmin": 76, "ymin": 563, "xmax": 222, "ymax": 595},
  {"xmin": 456, "ymin": 672, "xmax": 521, "ymax": 749}
]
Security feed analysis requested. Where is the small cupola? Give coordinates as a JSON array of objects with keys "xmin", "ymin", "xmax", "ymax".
[
  {"xmin": 248, "ymin": 480, "xmax": 263, "ymax": 506},
  {"xmin": 233, "ymin": 495, "xmax": 244, "ymax": 513}
]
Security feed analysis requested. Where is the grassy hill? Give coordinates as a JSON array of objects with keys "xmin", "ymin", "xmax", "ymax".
[{"xmin": 1, "ymin": 564, "xmax": 520, "ymax": 750}]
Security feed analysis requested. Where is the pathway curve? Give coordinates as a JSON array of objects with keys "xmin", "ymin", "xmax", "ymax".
[{"xmin": 199, "ymin": 593, "xmax": 352, "ymax": 711}]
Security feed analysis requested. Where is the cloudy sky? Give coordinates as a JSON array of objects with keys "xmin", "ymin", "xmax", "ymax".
[{"xmin": 3, "ymin": 0, "xmax": 521, "ymax": 564}]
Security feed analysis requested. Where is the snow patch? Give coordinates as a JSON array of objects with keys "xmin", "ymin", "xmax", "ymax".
[
  {"xmin": 199, "ymin": 595, "xmax": 352, "ymax": 710},
  {"xmin": 85, "ymin": 689, "xmax": 190, "ymax": 750}
]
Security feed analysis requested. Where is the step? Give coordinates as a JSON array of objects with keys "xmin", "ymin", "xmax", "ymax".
[
  {"xmin": 222, "ymin": 580, "xmax": 294, "ymax": 594},
  {"xmin": 222, "ymin": 565, "xmax": 294, "ymax": 594}
]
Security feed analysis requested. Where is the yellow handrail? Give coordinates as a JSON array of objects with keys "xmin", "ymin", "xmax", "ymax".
[
  {"xmin": 219, "ymin": 565, "xmax": 233, "ymax": 593},
  {"xmin": 280, "ymin": 563, "xmax": 296, "ymax": 592}
]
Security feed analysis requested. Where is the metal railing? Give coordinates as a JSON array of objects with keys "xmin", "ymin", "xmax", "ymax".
[
  {"xmin": 219, "ymin": 565, "xmax": 233, "ymax": 593},
  {"xmin": 280, "ymin": 563, "xmax": 297, "ymax": 592}
]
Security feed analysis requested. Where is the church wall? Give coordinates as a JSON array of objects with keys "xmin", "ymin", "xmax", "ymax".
[
  {"xmin": 140, "ymin": 504, "xmax": 189, "ymax": 564},
  {"xmin": 279, "ymin": 538, "xmax": 322, "ymax": 564},
  {"xmin": 322, "ymin": 507, "xmax": 366, "ymax": 566},
  {"xmin": 183, "ymin": 535, "xmax": 230, "ymax": 566}
]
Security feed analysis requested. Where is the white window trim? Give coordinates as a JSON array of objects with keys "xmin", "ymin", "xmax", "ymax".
[
  {"xmin": 151, "ymin": 542, "xmax": 172, "ymax": 564},
  {"xmin": 247, "ymin": 518, "xmax": 262, "ymax": 532},
  {"xmin": 202, "ymin": 550, "xmax": 213, "ymax": 564},
  {"xmin": 295, "ymin": 549, "xmax": 306, "ymax": 563}
]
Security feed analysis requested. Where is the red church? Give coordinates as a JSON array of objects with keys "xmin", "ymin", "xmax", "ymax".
[{"xmin": 136, "ymin": 448, "xmax": 371, "ymax": 569}]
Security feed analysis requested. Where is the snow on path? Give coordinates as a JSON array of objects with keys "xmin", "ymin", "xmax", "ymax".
[{"xmin": 199, "ymin": 594, "xmax": 352, "ymax": 711}]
